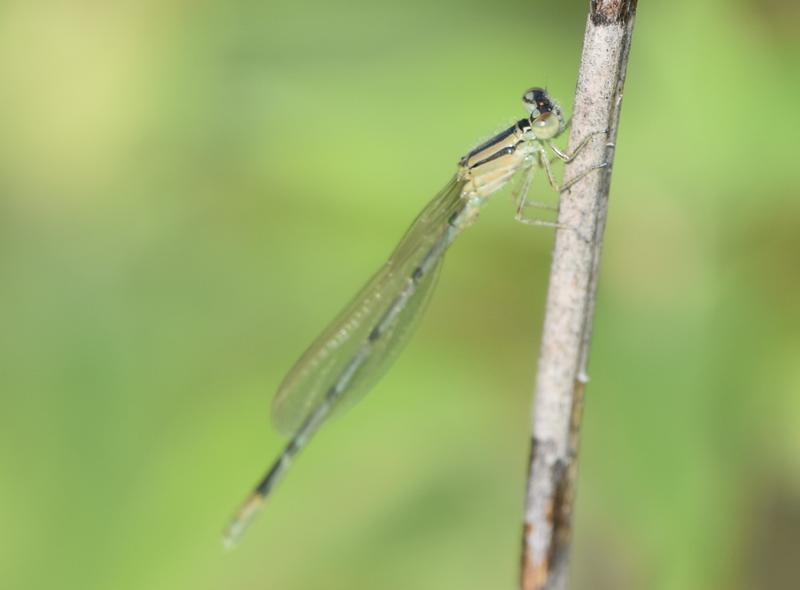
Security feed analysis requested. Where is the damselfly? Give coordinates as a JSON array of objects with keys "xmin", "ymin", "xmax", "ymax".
[{"xmin": 223, "ymin": 87, "xmax": 605, "ymax": 547}]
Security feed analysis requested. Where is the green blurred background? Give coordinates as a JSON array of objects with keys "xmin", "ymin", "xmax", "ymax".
[{"xmin": 2, "ymin": 1, "xmax": 799, "ymax": 589}]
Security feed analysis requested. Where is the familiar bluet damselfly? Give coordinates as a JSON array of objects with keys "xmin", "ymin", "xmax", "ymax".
[{"xmin": 223, "ymin": 87, "xmax": 605, "ymax": 548}]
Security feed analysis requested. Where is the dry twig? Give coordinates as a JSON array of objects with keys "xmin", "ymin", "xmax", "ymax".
[{"xmin": 520, "ymin": 2, "xmax": 638, "ymax": 589}]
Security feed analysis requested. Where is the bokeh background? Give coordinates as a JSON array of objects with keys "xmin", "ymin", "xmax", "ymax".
[{"xmin": 2, "ymin": 1, "xmax": 799, "ymax": 589}]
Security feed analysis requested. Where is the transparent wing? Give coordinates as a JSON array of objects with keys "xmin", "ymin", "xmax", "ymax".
[{"xmin": 271, "ymin": 176, "xmax": 468, "ymax": 436}]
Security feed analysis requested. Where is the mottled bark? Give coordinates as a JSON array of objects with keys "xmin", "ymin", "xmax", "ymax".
[{"xmin": 520, "ymin": 2, "xmax": 637, "ymax": 589}]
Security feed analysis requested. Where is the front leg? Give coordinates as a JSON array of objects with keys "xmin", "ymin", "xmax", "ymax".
[
  {"xmin": 549, "ymin": 129, "xmax": 610, "ymax": 163},
  {"xmin": 541, "ymin": 153, "xmax": 609, "ymax": 193}
]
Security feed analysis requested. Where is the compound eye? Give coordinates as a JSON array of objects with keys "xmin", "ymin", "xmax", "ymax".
[
  {"xmin": 532, "ymin": 112, "xmax": 560, "ymax": 139},
  {"xmin": 522, "ymin": 87, "xmax": 546, "ymax": 115}
]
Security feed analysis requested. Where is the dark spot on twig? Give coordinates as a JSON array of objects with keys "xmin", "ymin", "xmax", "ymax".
[
  {"xmin": 546, "ymin": 459, "xmax": 573, "ymax": 577},
  {"xmin": 521, "ymin": 437, "xmax": 549, "ymax": 590},
  {"xmin": 591, "ymin": 0, "xmax": 638, "ymax": 25},
  {"xmin": 527, "ymin": 436, "xmax": 540, "ymax": 473},
  {"xmin": 521, "ymin": 439, "xmax": 576, "ymax": 590}
]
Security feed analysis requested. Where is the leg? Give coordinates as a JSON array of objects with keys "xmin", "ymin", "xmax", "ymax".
[
  {"xmin": 559, "ymin": 162, "xmax": 608, "ymax": 193},
  {"xmin": 511, "ymin": 157, "xmax": 535, "ymax": 214},
  {"xmin": 514, "ymin": 217, "xmax": 573, "ymax": 231},
  {"xmin": 513, "ymin": 157, "xmax": 558, "ymax": 212},
  {"xmin": 520, "ymin": 199, "xmax": 558, "ymax": 211},
  {"xmin": 549, "ymin": 129, "xmax": 609, "ymax": 163},
  {"xmin": 514, "ymin": 214, "xmax": 594, "ymax": 244},
  {"xmin": 514, "ymin": 155, "xmax": 559, "ymax": 226},
  {"xmin": 540, "ymin": 151, "xmax": 608, "ymax": 194},
  {"xmin": 514, "ymin": 156, "xmax": 567, "ymax": 228}
]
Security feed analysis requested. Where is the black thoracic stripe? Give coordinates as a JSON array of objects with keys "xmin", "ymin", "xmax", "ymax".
[
  {"xmin": 464, "ymin": 122, "xmax": 519, "ymax": 162},
  {"xmin": 469, "ymin": 144, "xmax": 517, "ymax": 170},
  {"xmin": 468, "ymin": 119, "xmax": 529, "ymax": 170}
]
